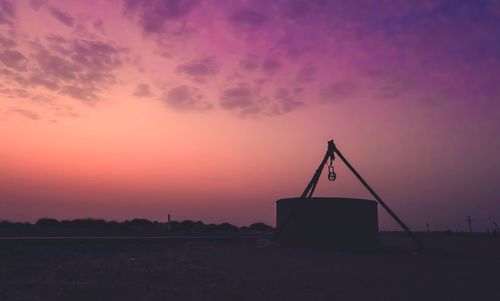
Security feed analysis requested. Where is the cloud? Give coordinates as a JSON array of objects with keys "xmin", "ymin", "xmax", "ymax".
[
  {"xmin": 163, "ymin": 85, "xmax": 212, "ymax": 111},
  {"xmin": 0, "ymin": 36, "xmax": 16, "ymax": 48},
  {"xmin": 71, "ymin": 40, "xmax": 125, "ymax": 74},
  {"xmin": 0, "ymin": 67, "xmax": 28, "ymax": 86},
  {"xmin": 0, "ymin": 20, "xmax": 128, "ymax": 103},
  {"xmin": 123, "ymin": 0, "xmax": 199, "ymax": 35},
  {"xmin": 0, "ymin": 87, "xmax": 30, "ymax": 98},
  {"xmin": 295, "ymin": 64, "xmax": 316, "ymax": 83},
  {"xmin": 60, "ymin": 85, "xmax": 97, "ymax": 101},
  {"xmin": 6, "ymin": 108, "xmax": 40, "ymax": 120},
  {"xmin": 280, "ymin": 0, "xmax": 312, "ymax": 19},
  {"xmin": 1, "ymin": 34, "xmax": 129, "ymax": 103},
  {"xmin": 49, "ymin": 7, "xmax": 74, "ymax": 27},
  {"xmin": 272, "ymin": 88, "xmax": 304, "ymax": 114},
  {"xmin": 0, "ymin": 0, "xmax": 15, "ymax": 26},
  {"xmin": 219, "ymin": 84, "xmax": 255, "ymax": 110},
  {"xmin": 0, "ymin": 49, "xmax": 27, "ymax": 71},
  {"xmin": 29, "ymin": 0, "xmax": 47, "ymax": 11},
  {"xmin": 93, "ymin": 19, "xmax": 106, "ymax": 35},
  {"xmin": 28, "ymin": 74, "xmax": 59, "ymax": 91},
  {"xmin": 27, "ymin": 36, "xmax": 128, "ymax": 101},
  {"xmin": 176, "ymin": 56, "xmax": 219, "ymax": 82},
  {"xmin": 34, "ymin": 46, "xmax": 81, "ymax": 81},
  {"xmin": 133, "ymin": 83, "xmax": 152, "ymax": 97},
  {"xmin": 239, "ymin": 55, "xmax": 259, "ymax": 72},
  {"xmin": 262, "ymin": 58, "xmax": 282, "ymax": 75},
  {"xmin": 219, "ymin": 82, "xmax": 307, "ymax": 118},
  {"xmin": 320, "ymin": 81, "xmax": 358, "ymax": 102},
  {"xmin": 229, "ymin": 10, "xmax": 267, "ymax": 31}
]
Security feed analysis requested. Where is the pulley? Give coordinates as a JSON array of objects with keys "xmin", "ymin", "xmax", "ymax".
[
  {"xmin": 328, "ymin": 165, "xmax": 336, "ymax": 181},
  {"xmin": 327, "ymin": 151, "xmax": 336, "ymax": 181}
]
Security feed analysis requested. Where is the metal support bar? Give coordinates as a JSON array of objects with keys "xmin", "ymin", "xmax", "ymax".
[
  {"xmin": 333, "ymin": 142, "xmax": 425, "ymax": 250},
  {"xmin": 273, "ymin": 147, "xmax": 332, "ymax": 240}
]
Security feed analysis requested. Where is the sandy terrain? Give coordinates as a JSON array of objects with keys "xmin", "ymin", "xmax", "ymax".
[{"xmin": 1, "ymin": 233, "xmax": 499, "ymax": 301}]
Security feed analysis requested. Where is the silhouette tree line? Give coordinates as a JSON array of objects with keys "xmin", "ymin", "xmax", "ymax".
[{"xmin": 0, "ymin": 218, "xmax": 274, "ymax": 235}]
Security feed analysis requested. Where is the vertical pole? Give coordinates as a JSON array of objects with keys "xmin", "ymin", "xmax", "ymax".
[
  {"xmin": 466, "ymin": 216, "xmax": 473, "ymax": 233},
  {"xmin": 333, "ymin": 142, "xmax": 425, "ymax": 250},
  {"xmin": 167, "ymin": 214, "xmax": 171, "ymax": 232},
  {"xmin": 493, "ymin": 221, "xmax": 499, "ymax": 231}
]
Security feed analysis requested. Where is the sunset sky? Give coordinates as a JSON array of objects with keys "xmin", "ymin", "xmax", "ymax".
[{"xmin": 1, "ymin": 0, "xmax": 499, "ymax": 231}]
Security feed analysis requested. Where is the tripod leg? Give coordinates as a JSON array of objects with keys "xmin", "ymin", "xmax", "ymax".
[
  {"xmin": 273, "ymin": 150, "xmax": 330, "ymax": 241},
  {"xmin": 334, "ymin": 145, "xmax": 425, "ymax": 251}
]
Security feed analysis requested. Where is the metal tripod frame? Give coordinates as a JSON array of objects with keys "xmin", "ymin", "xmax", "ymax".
[{"xmin": 273, "ymin": 140, "xmax": 425, "ymax": 251}]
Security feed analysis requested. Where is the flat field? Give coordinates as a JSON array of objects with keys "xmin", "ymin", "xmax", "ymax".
[{"xmin": 1, "ymin": 233, "xmax": 499, "ymax": 301}]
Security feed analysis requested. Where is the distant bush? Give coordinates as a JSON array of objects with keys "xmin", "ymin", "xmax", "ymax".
[
  {"xmin": 3, "ymin": 218, "xmax": 273, "ymax": 234},
  {"xmin": 0, "ymin": 221, "xmax": 14, "ymax": 228},
  {"xmin": 203, "ymin": 222, "xmax": 239, "ymax": 232},
  {"xmin": 124, "ymin": 219, "xmax": 157, "ymax": 230},
  {"xmin": 72, "ymin": 219, "xmax": 108, "ymax": 229},
  {"xmin": 36, "ymin": 218, "xmax": 59, "ymax": 227},
  {"xmin": 248, "ymin": 222, "xmax": 274, "ymax": 232},
  {"xmin": 170, "ymin": 220, "xmax": 203, "ymax": 232},
  {"xmin": 218, "ymin": 222, "xmax": 239, "ymax": 232}
]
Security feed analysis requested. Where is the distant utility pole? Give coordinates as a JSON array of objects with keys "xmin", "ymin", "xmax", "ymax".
[
  {"xmin": 493, "ymin": 221, "xmax": 500, "ymax": 232},
  {"xmin": 167, "ymin": 214, "xmax": 171, "ymax": 232},
  {"xmin": 466, "ymin": 216, "xmax": 473, "ymax": 233},
  {"xmin": 426, "ymin": 222, "xmax": 429, "ymax": 232}
]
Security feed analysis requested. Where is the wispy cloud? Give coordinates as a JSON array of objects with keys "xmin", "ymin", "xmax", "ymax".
[
  {"xmin": 162, "ymin": 85, "xmax": 212, "ymax": 111},
  {"xmin": 5, "ymin": 107, "xmax": 40, "ymax": 120},
  {"xmin": 123, "ymin": 0, "xmax": 199, "ymax": 35},
  {"xmin": 133, "ymin": 83, "xmax": 153, "ymax": 97},
  {"xmin": 49, "ymin": 7, "xmax": 74, "ymax": 27},
  {"xmin": 176, "ymin": 56, "xmax": 219, "ymax": 83},
  {"xmin": 0, "ymin": 32, "xmax": 128, "ymax": 103}
]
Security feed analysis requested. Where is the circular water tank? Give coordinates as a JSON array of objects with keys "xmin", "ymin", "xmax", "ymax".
[{"xmin": 276, "ymin": 197, "xmax": 379, "ymax": 250}]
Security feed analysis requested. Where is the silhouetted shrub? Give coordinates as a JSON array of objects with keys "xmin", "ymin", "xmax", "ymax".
[
  {"xmin": 0, "ymin": 221, "xmax": 14, "ymax": 228},
  {"xmin": 178, "ymin": 220, "xmax": 197, "ymax": 231},
  {"xmin": 3, "ymin": 218, "xmax": 270, "ymax": 234},
  {"xmin": 36, "ymin": 218, "xmax": 59, "ymax": 228},
  {"xmin": 248, "ymin": 222, "xmax": 273, "ymax": 231},
  {"xmin": 205, "ymin": 224, "xmax": 218, "ymax": 232},
  {"xmin": 191, "ymin": 221, "xmax": 207, "ymax": 232},
  {"xmin": 124, "ymin": 219, "xmax": 157, "ymax": 230},
  {"xmin": 217, "ymin": 223, "xmax": 239, "ymax": 232},
  {"xmin": 172, "ymin": 220, "xmax": 206, "ymax": 232},
  {"xmin": 71, "ymin": 219, "xmax": 108, "ymax": 229}
]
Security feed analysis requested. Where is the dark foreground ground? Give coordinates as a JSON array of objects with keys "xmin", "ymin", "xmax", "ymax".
[{"xmin": 1, "ymin": 232, "xmax": 499, "ymax": 301}]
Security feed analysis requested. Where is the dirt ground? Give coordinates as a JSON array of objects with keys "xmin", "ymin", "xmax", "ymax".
[{"xmin": 1, "ymin": 233, "xmax": 499, "ymax": 301}]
